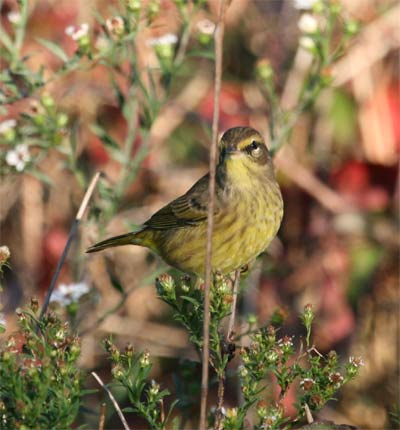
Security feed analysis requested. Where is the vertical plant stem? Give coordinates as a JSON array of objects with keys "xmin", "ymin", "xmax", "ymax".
[
  {"xmin": 160, "ymin": 399, "xmax": 166, "ymax": 430},
  {"xmin": 304, "ymin": 403, "xmax": 314, "ymax": 424},
  {"xmin": 214, "ymin": 374, "xmax": 225, "ymax": 430},
  {"xmin": 39, "ymin": 172, "xmax": 101, "ymax": 321},
  {"xmin": 227, "ymin": 269, "xmax": 241, "ymax": 341},
  {"xmin": 99, "ymin": 403, "xmax": 106, "ymax": 430},
  {"xmin": 199, "ymin": 2, "xmax": 226, "ymax": 429}
]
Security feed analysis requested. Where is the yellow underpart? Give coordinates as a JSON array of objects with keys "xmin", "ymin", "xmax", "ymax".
[{"xmin": 136, "ymin": 163, "xmax": 283, "ymax": 275}]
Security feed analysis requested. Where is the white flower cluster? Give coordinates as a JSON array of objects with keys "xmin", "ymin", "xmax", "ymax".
[
  {"xmin": 196, "ymin": 19, "xmax": 215, "ymax": 35},
  {"xmin": 298, "ymin": 12, "xmax": 319, "ymax": 51},
  {"xmin": 147, "ymin": 33, "xmax": 178, "ymax": 47},
  {"xmin": 349, "ymin": 355, "xmax": 365, "ymax": 367},
  {"xmin": 50, "ymin": 282, "xmax": 90, "ymax": 306},
  {"xmin": 7, "ymin": 11, "xmax": 21, "ymax": 24},
  {"xmin": 293, "ymin": 0, "xmax": 317, "ymax": 9},
  {"xmin": 6, "ymin": 144, "xmax": 30, "ymax": 172},
  {"xmin": 0, "ymin": 119, "xmax": 16, "ymax": 134},
  {"xmin": 65, "ymin": 23, "xmax": 89, "ymax": 41},
  {"xmin": 298, "ymin": 13, "xmax": 318, "ymax": 33}
]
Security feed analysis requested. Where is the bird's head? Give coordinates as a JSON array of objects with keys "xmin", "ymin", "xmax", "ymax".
[{"xmin": 218, "ymin": 127, "xmax": 274, "ymax": 186}]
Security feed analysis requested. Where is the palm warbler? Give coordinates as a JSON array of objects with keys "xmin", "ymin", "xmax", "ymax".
[{"xmin": 87, "ymin": 126, "xmax": 283, "ymax": 276}]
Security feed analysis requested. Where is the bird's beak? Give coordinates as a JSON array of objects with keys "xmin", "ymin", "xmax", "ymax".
[
  {"xmin": 224, "ymin": 147, "xmax": 240, "ymax": 157},
  {"xmin": 219, "ymin": 146, "xmax": 240, "ymax": 163}
]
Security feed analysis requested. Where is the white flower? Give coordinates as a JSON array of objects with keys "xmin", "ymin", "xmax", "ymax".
[
  {"xmin": 7, "ymin": 11, "xmax": 21, "ymax": 24},
  {"xmin": 238, "ymin": 365, "xmax": 248, "ymax": 378},
  {"xmin": 349, "ymin": 356, "xmax": 365, "ymax": 367},
  {"xmin": 6, "ymin": 144, "xmax": 30, "ymax": 172},
  {"xmin": 196, "ymin": 19, "xmax": 216, "ymax": 35},
  {"xmin": 50, "ymin": 282, "xmax": 90, "ymax": 306},
  {"xmin": 0, "ymin": 313, "xmax": 6, "ymax": 327},
  {"xmin": 105, "ymin": 16, "xmax": 124, "ymax": 36},
  {"xmin": 0, "ymin": 246, "xmax": 10, "ymax": 265},
  {"xmin": 293, "ymin": 0, "xmax": 317, "ymax": 9},
  {"xmin": 0, "ymin": 119, "xmax": 16, "ymax": 134},
  {"xmin": 149, "ymin": 379, "xmax": 160, "ymax": 395},
  {"xmin": 299, "ymin": 35, "xmax": 315, "ymax": 50},
  {"xmin": 147, "ymin": 33, "xmax": 178, "ymax": 46},
  {"xmin": 300, "ymin": 377, "xmax": 315, "ymax": 390},
  {"xmin": 298, "ymin": 13, "xmax": 318, "ymax": 33},
  {"xmin": 278, "ymin": 336, "xmax": 293, "ymax": 348},
  {"xmin": 65, "ymin": 23, "xmax": 89, "ymax": 41}
]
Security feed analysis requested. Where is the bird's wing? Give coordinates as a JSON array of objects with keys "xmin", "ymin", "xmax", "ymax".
[{"xmin": 144, "ymin": 174, "xmax": 215, "ymax": 230}]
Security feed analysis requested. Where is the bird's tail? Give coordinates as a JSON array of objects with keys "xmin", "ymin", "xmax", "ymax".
[{"xmin": 86, "ymin": 231, "xmax": 143, "ymax": 253}]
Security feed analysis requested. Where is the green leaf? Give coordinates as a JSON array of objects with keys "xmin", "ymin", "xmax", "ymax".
[
  {"xmin": 187, "ymin": 50, "xmax": 215, "ymax": 60},
  {"xmin": 90, "ymin": 124, "xmax": 125, "ymax": 163},
  {"xmin": 0, "ymin": 27, "xmax": 14, "ymax": 54},
  {"xmin": 29, "ymin": 169, "xmax": 53, "ymax": 185},
  {"xmin": 111, "ymin": 77, "xmax": 125, "ymax": 109},
  {"xmin": 171, "ymin": 416, "xmax": 181, "ymax": 430},
  {"xmin": 36, "ymin": 38, "xmax": 69, "ymax": 62},
  {"xmin": 109, "ymin": 272, "xmax": 125, "ymax": 294},
  {"xmin": 122, "ymin": 406, "xmax": 137, "ymax": 413},
  {"xmin": 180, "ymin": 295, "xmax": 201, "ymax": 307},
  {"xmin": 165, "ymin": 399, "xmax": 180, "ymax": 423}
]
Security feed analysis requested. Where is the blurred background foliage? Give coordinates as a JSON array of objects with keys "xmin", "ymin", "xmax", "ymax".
[{"xmin": 0, "ymin": 0, "xmax": 399, "ymax": 428}]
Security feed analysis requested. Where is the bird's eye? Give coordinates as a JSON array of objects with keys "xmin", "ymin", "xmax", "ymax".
[{"xmin": 247, "ymin": 140, "xmax": 262, "ymax": 157}]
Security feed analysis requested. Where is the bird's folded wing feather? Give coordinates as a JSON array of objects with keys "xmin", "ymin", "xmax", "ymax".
[{"xmin": 144, "ymin": 174, "xmax": 216, "ymax": 229}]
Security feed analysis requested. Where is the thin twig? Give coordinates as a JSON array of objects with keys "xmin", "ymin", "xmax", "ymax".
[
  {"xmin": 39, "ymin": 172, "xmax": 101, "ymax": 321},
  {"xmin": 91, "ymin": 371, "xmax": 131, "ymax": 430},
  {"xmin": 227, "ymin": 269, "xmax": 241, "ymax": 341},
  {"xmin": 199, "ymin": 1, "xmax": 226, "ymax": 429},
  {"xmin": 214, "ymin": 375, "xmax": 225, "ymax": 430},
  {"xmin": 174, "ymin": 17, "xmax": 193, "ymax": 67},
  {"xmin": 304, "ymin": 403, "xmax": 314, "ymax": 424},
  {"xmin": 99, "ymin": 403, "xmax": 106, "ymax": 430},
  {"xmin": 160, "ymin": 399, "xmax": 166, "ymax": 430}
]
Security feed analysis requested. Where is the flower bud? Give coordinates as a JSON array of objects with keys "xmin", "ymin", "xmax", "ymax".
[
  {"xmin": 247, "ymin": 313, "xmax": 257, "ymax": 325},
  {"xmin": 345, "ymin": 20, "xmax": 359, "ymax": 36},
  {"xmin": 298, "ymin": 13, "xmax": 318, "ymax": 34},
  {"xmin": 140, "ymin": 351, "xmax": 150, "ymax": 367},
  {"xmin": 125, "ymin": 342, "xmax": 134, "ymax": 357},
  {"xmin": 30, "ymin": 297, "xmax": 39, "ymax": 313},
  {"xmin": 256, "ymin": 59, "xmax": 274, "ymax": 82},
  {"xmin": 299, "ymin": 36, "xmax": 316, "ymax": 51},
  {"xmin": 41, "ymin": 93, "xmax": 55, "ymax": 109},
  {"xmin": 126, "ymin": 0, "xmax": 141, "ymax": 12}
]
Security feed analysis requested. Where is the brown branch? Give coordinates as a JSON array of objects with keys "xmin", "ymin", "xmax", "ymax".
[
  {"xmin": 92, "ymin": 371, "xmax": 131, "ymax": 430},
  {"xmin": 199, "ymin": 1, "xmax": 227, "ymax": 429},
  {"xmin": 99, "ymin": 403, "xmax": 106, "ymax": 430}
]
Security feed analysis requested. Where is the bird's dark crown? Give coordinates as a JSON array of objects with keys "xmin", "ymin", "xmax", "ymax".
[{"xmin": 220, "ymin": 126, "xmax": 265, "ymax": 151}]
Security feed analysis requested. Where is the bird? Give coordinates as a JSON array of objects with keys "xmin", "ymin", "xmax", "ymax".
[{"xmin": 87, "ymin": 126, "xmax": 283, "ymax": 276}]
